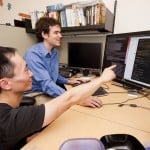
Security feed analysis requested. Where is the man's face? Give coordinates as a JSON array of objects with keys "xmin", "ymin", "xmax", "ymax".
[
  {"xmin": 45, "ymin": 25, "xmax": 62, "ymax": 47},
  {"xmin": 8, "ymin": 53, "xmax": 33, "ymax": 93}
]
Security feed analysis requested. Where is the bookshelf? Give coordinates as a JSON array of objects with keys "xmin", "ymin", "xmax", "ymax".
[
  {"xmin": 61, "ymin": 8, "xmax": 114, "ymax": 35},
  {"xmin": 25, "ymin": 12, "xmax": 114, "ymax": 35},
  {"xmin": 25, "ymin": 1, "xmax": 116, "ymax": 36}
]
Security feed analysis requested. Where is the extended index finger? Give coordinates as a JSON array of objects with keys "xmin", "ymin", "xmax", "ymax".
[{"xmin": 108, "ymin": 65, "xmax": 116, "ymax": 70}]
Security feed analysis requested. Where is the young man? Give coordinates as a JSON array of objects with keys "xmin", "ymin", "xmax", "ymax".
[
  {"xmin": 0, "ymin": 46, "xmax": 116, "ymax": 149},
  {"xmin": 23, "ymin": 17, "xmax": 102, "ymax": 108}
]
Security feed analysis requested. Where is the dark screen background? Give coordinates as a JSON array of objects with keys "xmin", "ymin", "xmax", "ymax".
[{"xmin": 68, "ymin": 42, "xmax": 102, "ymax": 70}]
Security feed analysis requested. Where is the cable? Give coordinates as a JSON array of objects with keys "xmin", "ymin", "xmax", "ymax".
[
  {"xmin": 103, "ymin": 95, "xmax": 145, "ymax": 105},
  {"xmin": 119, "ymin": 95, "xmax": 146, "ymax": 104},
  {"xmin": 103, "ymin": 95, "xmax": 150, "ymax": 110},
  {"xmin": 108, "ymin": 91, "xmax": 128, "ymax": 94},
  {"xmin": 118, "ymin": 103, "xmax": 150, "ymax": 111},
  {"xmin": 103, "ymin": 102, "xmax": 121, "ymax": 106}
]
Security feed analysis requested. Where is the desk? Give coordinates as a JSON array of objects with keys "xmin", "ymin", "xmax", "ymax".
[{"xmin": 21, "ymin": 84, "xmax": 150, "ymax": 150}]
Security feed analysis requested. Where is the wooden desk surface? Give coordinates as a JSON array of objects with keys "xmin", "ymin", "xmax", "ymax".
[
  {"xmin": 71, "ymin": 84, "xmax": 150, "ymax": 132},
  {"xmin": 21, "ymin": 84, "xmax": 150, "ymax": 150}
]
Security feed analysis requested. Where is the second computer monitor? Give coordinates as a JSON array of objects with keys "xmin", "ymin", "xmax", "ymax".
[
  {"xmin": 102, "ymin": 33, "xmax": 130, "ymax": 80},
  {"xmin": 68, "ymin": 42, "xmax": 102, "ymax": 76},
  {"xmin": 124, "ymin": 36, "xmax": 150, "ymax": 88}
]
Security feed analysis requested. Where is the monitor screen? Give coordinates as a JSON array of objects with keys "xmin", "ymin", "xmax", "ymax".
[
  {"xmin": 124, "ymin": 36, "xmax": 150, "ymax": 88},
  {"xmin": 102, "ymin": 34, "xmax": 130, "ymax": 80},
  {"xmin": 68, "ymin": 42, "xmax": 102, "ymax": 71},
  {"xmin": 103, "ymin": 31, "xmax": 150, "ymax": 89}
]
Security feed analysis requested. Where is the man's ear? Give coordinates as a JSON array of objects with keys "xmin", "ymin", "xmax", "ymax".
[
  {"xmin": 0, "ymin": 79, "xmax": 11, "ymax": 90},
  {"xmin": 41, "ymin": 31, "xmax": 48, "ymax": 39}
]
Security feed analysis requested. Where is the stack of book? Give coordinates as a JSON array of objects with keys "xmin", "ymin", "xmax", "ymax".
[
  {"xmin": 30, "ymin": 11, "xmax": 46, "ymax": 29},
  {"xmin": 46, "ymin": 0, "xmax": 108, "ymax": 28}
]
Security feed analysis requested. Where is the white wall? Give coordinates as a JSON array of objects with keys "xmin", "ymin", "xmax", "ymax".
[
  {"xmin": 0, "ymin": 25, "xmax": 36, "ymax": 56},
  {"xmin": 0, "ymin": 0, "xmax": 150, "ymax": 33},
  {"xmin": 114, "ymin": 0, "xmax": 150, "ymax": 33}
]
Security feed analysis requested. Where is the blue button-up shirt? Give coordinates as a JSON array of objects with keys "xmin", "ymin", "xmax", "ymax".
[{"xmin": 24, "ymin": 42, "xmax": 68, "ymax": 97}]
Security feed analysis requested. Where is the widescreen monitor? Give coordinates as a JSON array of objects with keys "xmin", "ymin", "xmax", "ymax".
[
  {"xmin": 103, "ymin": 31, "xmax": 150, "ymax": 89},
  {"xmin": 68, "ymin": 42, "xmax": 102, "ymax": 74}
]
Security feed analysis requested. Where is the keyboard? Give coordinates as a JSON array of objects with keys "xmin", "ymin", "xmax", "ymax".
[
  {"xmin": 71, "ymin": 81, "xmax": 108, "ymax": 96},
  {"xmin": 92, "ymin": 87, "xmax": 108, "ymax": 96},
  {"xmin": 59, "ymin": 69, "xmax": 71, "ymax": 78}
]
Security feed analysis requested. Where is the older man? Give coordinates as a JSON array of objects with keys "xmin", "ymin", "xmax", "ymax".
[{"xmin": 0, "ymin": 46, "xmax": 116, "ymax": 149}]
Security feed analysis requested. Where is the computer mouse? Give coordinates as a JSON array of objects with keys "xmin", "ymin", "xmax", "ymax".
[
  {"xmin": 72, "ymin": 83, "xmax": 80, "ymax": 87},
  {"xmin": 77, "ymin": 79, "xmax": 91, "ymax": 83},
  {"xmin": 72, "ymin": 80, "xmax": 91, "ymax": 87},
  {"xmin": 77, "ymin": 79, "xmax": 84, "ymax": 83}
]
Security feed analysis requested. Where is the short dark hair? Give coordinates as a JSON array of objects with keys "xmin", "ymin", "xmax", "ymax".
[
  {"xmin": 35, "ymin": 17, "xmax": 61, "ymax": 42},
  {"xmin": 0, "ymin": 46, "xmax": 16, "ymax": 93}
]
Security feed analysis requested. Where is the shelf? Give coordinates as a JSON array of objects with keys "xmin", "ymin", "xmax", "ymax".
[
  {"xmin": 25, "ymin": 8, "xmax": 114, "ymax": 35},
  {"xmin": 62, "ymin": 9, "xmax": 114, "ymax": 34},
  {"xmin": 61, "ymin": 25, "xmax": 111, "ymax": 35},
  {"xmin": 25, "ymin": 23, "xmax": 112, "ymax": 35},
  {"xmin": 62, "ymin": 25, "xmax": 109, "ymax": 32}
]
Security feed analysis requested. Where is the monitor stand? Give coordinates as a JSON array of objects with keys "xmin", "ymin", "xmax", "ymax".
[
  {"xmin": 112, "ymin": 81, "xmax": 150, "ymax": 99},
  {"xmin": 82, "ymin": 69, "xmax": 90, "ymax": 76},
  {"xmin": 81, "ymin": 69, "xmax": 95, "ymax": 77},
  {"xmin": 75, "ymin": 69, "xmax": 96, "ymax": 80},
  {"xmin": 74, "ymin": 73, "xmax": 84, "ymax": 78}
]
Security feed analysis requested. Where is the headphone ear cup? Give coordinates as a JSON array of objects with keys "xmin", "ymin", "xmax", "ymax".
[
  {"xmin": 100, "ymin": 134, "xmax": 145, "ymax": 150},
  {"xmin": 107, "ymin": 134, "xmax": 128, "ymax": 143}
]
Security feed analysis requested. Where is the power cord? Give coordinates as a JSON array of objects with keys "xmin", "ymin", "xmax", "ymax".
[
  {"xmin": 118, "ymin": 95, "xmax": 146, "ymax": 104},
  {"xmin": 118, "ymin": 103, "xmax": 150, "ymax": 111},
  {"xmin": 103, "ymin": 95, "xmax": 150, "ymax": 111},
  {"xmin": 108, "ymin": 91, "xmax": 128, "ymax": 94}
]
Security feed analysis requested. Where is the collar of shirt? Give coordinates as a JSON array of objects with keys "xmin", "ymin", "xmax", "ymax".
[{"xmin": 39, "ymin": 42, "xmax": 58, "ymax": 58}]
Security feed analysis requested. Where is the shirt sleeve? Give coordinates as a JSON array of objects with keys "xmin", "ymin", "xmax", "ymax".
[
  {"xmin": 57, "ymin": 74, "xmax": 68, "ymax": 84},
  {"xmin": 24, "ymin": 51, "xmax": 66, "ymax": 97}
]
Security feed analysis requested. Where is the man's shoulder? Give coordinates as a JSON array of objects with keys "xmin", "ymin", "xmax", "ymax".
[
  {"xmin": 0, "ymin": 103, "xmax": 11, "ymax": 115},
  {"xmin": 25, "ymin": 43, "xmax": 44, "ymax": 57},
  {"xmin": 28, "ymin": 43, "xmax": 42, "ymax": 52}
]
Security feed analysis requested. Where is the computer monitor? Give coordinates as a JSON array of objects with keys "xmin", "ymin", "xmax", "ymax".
[
  {"xmin": 124, "ymin": 36, "xmax": 150, "ymax": 88},
  {"xmin": 68, "ymin": 42, "xmax": 102, "ymax": 76},
  {"xmin": 102, "ymin": 33, "xmax": 130, "ymax": 81},
  {"xmin": 103, "ymin": 31, "xmax": 150, "ymax": 90}
]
